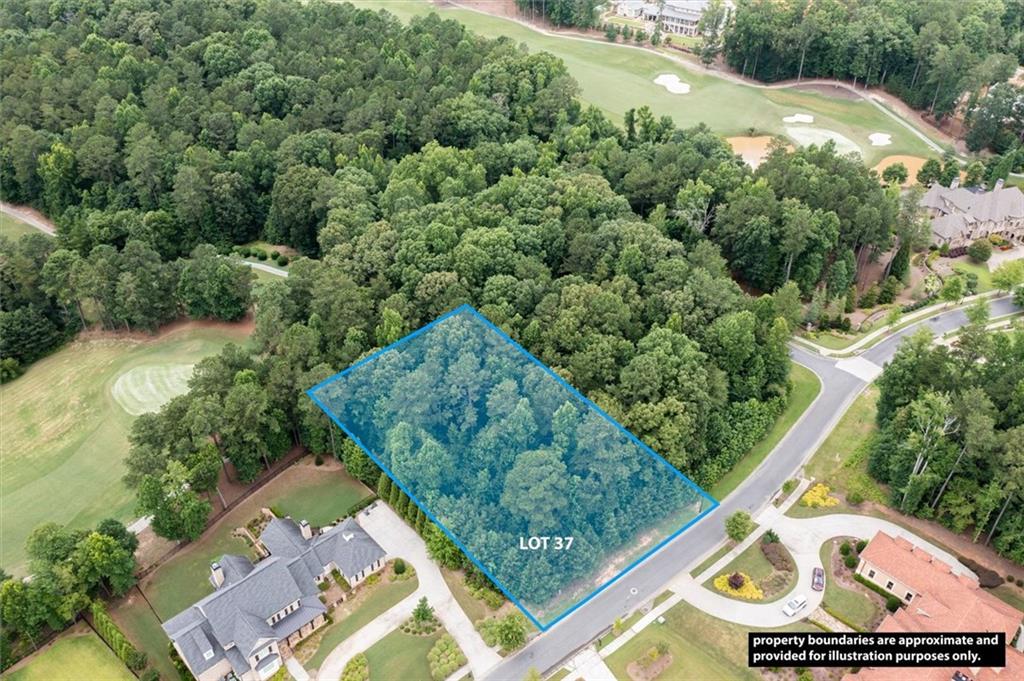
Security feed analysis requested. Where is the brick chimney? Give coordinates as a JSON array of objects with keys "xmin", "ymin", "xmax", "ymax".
[
  {"xmin": 299, "ymin": 519, "xmax": 312, "ymax": 540},
  {"xmin": 210, "ymin": 561, "xmax": 224, "ymax": 588}
]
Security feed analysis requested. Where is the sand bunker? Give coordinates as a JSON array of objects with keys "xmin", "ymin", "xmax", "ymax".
[
  {"xmin": 653, "ymin": 74, "xmax": 690, "ymax": 94},
  {"xmin": 727, "ymin": 136, "xmax": 792, "ymax": 169},
  {"xmin": 785, "ymin": 126, "xmax": 861, "ymax": 156},
  {"xmin": 872, "ymin": 155, "xmax": 928, "ymax": 186},
  {"xmin": 783, "ymin": 113, "xmax": 815, "ymax": 124},
  {"xmin": 869, "ymin": 133, "xmax": 892, "ymax": 146},
  {"xmin": 112, "ymin": 363, "xmax": 195, "ymax": 415}
]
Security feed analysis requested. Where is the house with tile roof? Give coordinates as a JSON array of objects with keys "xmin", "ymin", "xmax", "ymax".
[
  {"xmin": 844, "ymin": 531, "xmax": 1024, "ymax": 681},
  {"xmin": 919, "ymin": 179, "xmax": 1024, "ymax": 254},
  {"xmin": 163, "ymin": 516, "xmax": 386, "ymax": 681}
]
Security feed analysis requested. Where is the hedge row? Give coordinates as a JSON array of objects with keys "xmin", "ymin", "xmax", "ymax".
[{"xmin": 91, "ymin": 601, "xmax": 146, "ymax": 672}]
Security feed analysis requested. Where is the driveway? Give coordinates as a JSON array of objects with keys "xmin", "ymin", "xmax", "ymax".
[
  {"xmin": 667, "ymin": 512, "xmax": 975, "ymax": 630},
  {"xmin": 325, "ymin": 503, "xmax": 500, "ymax": 678}
]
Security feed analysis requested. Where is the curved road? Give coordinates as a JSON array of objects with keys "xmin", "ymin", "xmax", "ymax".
[{"xmin": 483, "ymin": 295, "xmax": 1020, "ymax": 681}]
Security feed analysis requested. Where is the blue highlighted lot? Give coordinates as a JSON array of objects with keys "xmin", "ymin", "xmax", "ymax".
[{"xmin": 308, "ymin": 306, "xmax": 716, "ymax": 629}]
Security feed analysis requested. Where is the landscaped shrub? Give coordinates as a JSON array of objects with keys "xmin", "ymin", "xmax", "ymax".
[
  {"xmin": 270, "ymin": 250, "xmax": 280, "ymax": 259},
  {"xmin": 800, "ymin": 483, "xmax": 839, "ymax": 508},
  {"xmin": 318, "ymin": 580, "xmax": 331, "ymax": 592},
  {"xmin": 761, "ymin": 542, "xmax": 794, "ymax": 572},
  {"xmin": 714, "ymin": 572, "xmax": 764, "ymax": 600},
  {"xmin": 255, "ymin": 248, "xmax": 268, "ymax": 260},
  {"xmin": 782, "ymin": 479, "xmax": 798, "ymax": 495},
  {"xmin": 342, "ymin": 653, "xmax": 369, "ymax": 681},
  {"xmin": 394, "ymin": 558, "xmax": 406, "ymax": 575},
  {"xmin": 762, "ymin": 529, "xmax": 780, "ymax": 544},
  {"xmin": 856, "ymin": 539, "xmax": 867, "ymax": 553},
  {"xmin": 238, "ymin": 246, "xmax": 251, "ymax": 257},
  {"xmin": 277, "ymin": 255, "xmax": 289, "ymax": 266},
  {"xmin": 967, "ymin": 238, "xmax": 993, "ymax": 263},
  {"xmin": 959, "ymin": 557, "xmax": 1004, "ymax": 588},
  {"xmin": 885, "ymin": 596, "xmax": 902, "ymax": 612},
  {"xmin": 91, "ymin": 601, "xmax": 147, "ymax": 672},
  {"xmin": 346, "ymin": 494, "xmax": 377, "ymax": 517},
  {"xmin": 840, "ymin": 541, "xmax": 852, "ymax": 556},
  {"xmin": 725, "ymin": 510, "xmax": 755, "ymax": 541},
  {"xmin": 315, "ymin": 454, "xmax": 324, "ymax": 466},
  {"xmin": 140, "ymin": 669, "xmax": 160, "ymax": 681},
  {"xmin": 844, "ymin": 554, "xmax": 859, "ymax": 569},
  {"xmin": 847, "ymin": 490, "xmax": 864, "ymax": 505},
  {"xmin": 169, "ymin": 642, "xmax": 195, "ymax": 681},
  {"xmin": 428, "ymin": 634, "xmax": 467, "ymax": 681}
]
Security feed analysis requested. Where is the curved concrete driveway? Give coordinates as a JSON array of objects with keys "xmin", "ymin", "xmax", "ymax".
[
  {"xmin": 316, "ymin": 503, "xmax": 501, "ymax": 681},
  {"xmin": 670, "ymin": 513, "xmax": 974, "ymax": 629}
]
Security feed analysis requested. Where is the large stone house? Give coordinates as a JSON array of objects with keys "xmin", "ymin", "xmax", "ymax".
[
  {"xmin": 920, "ymin": 179, "xmax": 1024, "ymax": 254},
  {"xmin": 845, "ymin": 531, "xmax": 1024, "ymax": 681},
  {"xmin": 615, "ymin": 0, "xmax": 731, "ymax": 37},
  {"xmin": 163, "ymin": 516, "xmax": 386, "ymax": 681}
]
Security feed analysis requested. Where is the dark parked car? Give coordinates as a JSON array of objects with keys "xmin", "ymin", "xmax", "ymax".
[{"xmin": 812, "ymin": 567, "xmax": 825, "ymax": 591}]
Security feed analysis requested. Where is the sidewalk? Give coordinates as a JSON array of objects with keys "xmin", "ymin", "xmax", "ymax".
[{"xmin": 794, "ymin": 291, "xmax": 1004, "ymax": 357}]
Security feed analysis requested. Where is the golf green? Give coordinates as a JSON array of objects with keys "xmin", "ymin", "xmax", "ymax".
[
  {"xmin": 351, "ymin": 0, "xmax": 937, "ymax": 166},
  {"xmin": 0, "ymin": 322, "xmax": 252, "ymax": 574}
]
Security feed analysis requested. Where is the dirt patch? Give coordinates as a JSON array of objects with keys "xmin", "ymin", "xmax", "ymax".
[
  {"xmin": 787, "ymin": 83, "xmax": 861, "ymax": 101},
  {"xmin": 626, "ymin": 651, "xmax": 673, "ymax": 681},
  {"xmin": 76, "ymin": 314, "xmax": 255, "ymax": 344},
  {"xmin": 448, "ymin": 0, "xmax": 526, "ymax": 20}
]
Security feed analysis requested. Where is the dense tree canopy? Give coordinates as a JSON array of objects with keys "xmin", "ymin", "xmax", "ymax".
[
  {"xmin": 722, "ymin": 0, "xmax": 1021, "ymax": 118},
  {"xmin": 870, "ymin": 321, "xmax": 1024, "ymax": 564}
]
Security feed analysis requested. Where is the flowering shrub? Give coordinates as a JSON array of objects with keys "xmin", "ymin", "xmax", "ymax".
[
  {"xmin": 713, "ymin": 572, "xmax": 764, "ymax": 600},
  {"xmin": 800, "ymin": 483, "xmax": 839, "ymax": 508}
]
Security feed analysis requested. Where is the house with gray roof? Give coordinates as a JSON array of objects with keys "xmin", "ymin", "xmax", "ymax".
[
  {"xmin": 920, "ymin": 178, "xmax": 1024, "ymax": 254},
  {"xmin": 163, "ymin": 516, "xmax": 386, "ymax": 681},
  {"xmin": 635, "ymin": 0, "xmax": 732, "ymax": 37}
]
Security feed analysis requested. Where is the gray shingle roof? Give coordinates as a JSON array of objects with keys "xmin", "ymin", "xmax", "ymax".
[
  {"xmin": 164, "ymin": 516, "xmax": 383, "ymax": 677},
  {"xmin": 260, "ymin": 517, "xmax": 386, "ymax": 581},
  {"xmin": 921, "ymin": 184, "xmax": 1024, "ymax": 239}
]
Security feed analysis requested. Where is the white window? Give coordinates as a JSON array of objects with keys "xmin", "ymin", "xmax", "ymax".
[{"xmin": 886, "ymin": 581, "xmax": 894, "ymax": 590}]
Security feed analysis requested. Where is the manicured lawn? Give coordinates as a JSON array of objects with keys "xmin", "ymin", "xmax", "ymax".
[
  {"xmin": 351, "ymin": 1, "xmax": 936, "ymax": 166},
  {"xmin": 988, "ymin": 583, "xmax": 1024, "ymax": 612},
  {"xmin": 597, "ymin": 609, "xmax": 644, "ymax": 649},
  {"xmin": 109, "ymin": 592, "xmax": 179, "ymax": 681},
  {"xmin": 0, "ymin": 323, "xmax": 252, "ymax": 573},
  {"xmin": 711, "ymin": 364, "xmax": 821, "ymax": 500},
  {"xmin": 365, "ymin": 628, "xmax": 440, "ymax": 681},
  {"xmin": 442, "ymin": 568, "xmax": 501, "ymax": 623},
  {"xmin": 605, "ymin": 600, "xmax": 816, "ymax": 681},
  {"xmin": 6, "ymin": 628, "xmax": 134, "ymax": 681},
  {"xmin": 139, "ymin": 460, "xmax": 371, "ymax": 619},
  {"xmin": 951, "ymin": 259, "xmax": 994, "ymax": 293},
  {"xmin": 304, "ymin": 571, "xmax": 420, "ymax": 670},
  {"xmin": 0, "ymin": 212, "xmax": 42, "ymax": 240},
  {"xmin": 703, "ymin": 540, "xmax": 798, "ymax": 603},
  {"xmin": 818, "ymin": 542, "xmax": 880, "ymax": 631},
  {"xmin": 787, "ymin": 387, "xmax": 886, "ymax": 519}
]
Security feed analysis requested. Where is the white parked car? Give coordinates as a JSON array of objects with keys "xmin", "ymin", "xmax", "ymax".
[{"xmin": 782, "ymin": 594, "xmax": 808, "ymax": 617}]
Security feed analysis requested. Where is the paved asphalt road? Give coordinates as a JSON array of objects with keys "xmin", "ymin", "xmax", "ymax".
[{"xmin": 483, "ymin": 295, "xmax": 1020, "ymax": 681}]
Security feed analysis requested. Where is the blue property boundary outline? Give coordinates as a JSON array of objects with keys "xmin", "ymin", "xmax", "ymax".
[{"xmin": 307, "ymin": 304, "xmax": 719, "ymax": 631}]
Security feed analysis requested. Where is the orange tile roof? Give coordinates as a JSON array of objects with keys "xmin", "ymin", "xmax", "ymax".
[{"xmin": 845, "ymin": 531, "xmax": 1024, "ymax": 681}]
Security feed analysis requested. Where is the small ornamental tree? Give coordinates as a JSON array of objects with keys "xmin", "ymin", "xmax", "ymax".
[
  {"xmin": 725, "ymin": 511, "xmax": 754, "ymax": 541},
  {"xmin": 413, "ymin": 596, "xmax": 433, "ymax": 623},
  {"xmin": 727, "ymin": 572, "xmax": 746, "ymax": 589}
]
